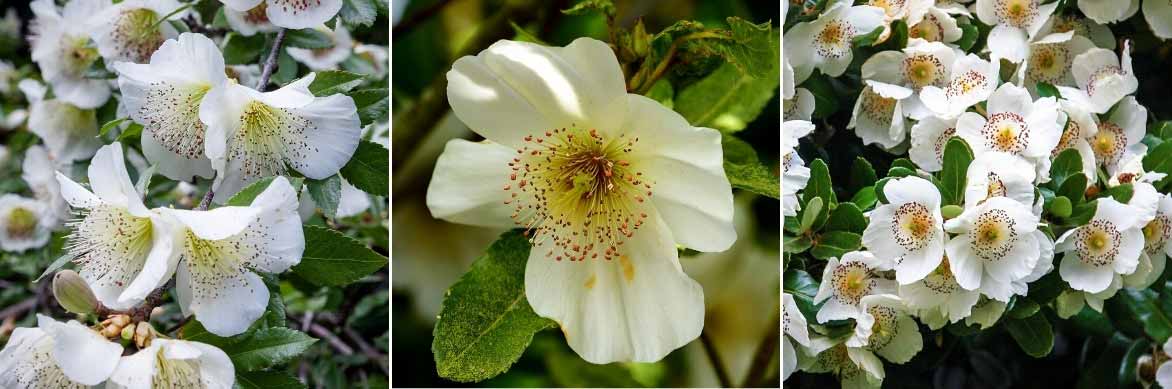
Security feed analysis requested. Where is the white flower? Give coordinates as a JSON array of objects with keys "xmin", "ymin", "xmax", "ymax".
[
  {"xmin": 286, "ymin": 24, "xmax": 353, "ymax": 71},
  {"xmin": 1015, "ymin": 32, "xmax": 1096, "ymax": 96},
  {"xmin": 1056, "ymin": 40, "xmax": 1137, "ymax": 114},
  {"xmin": 849, "ymin": 80, "xmax": 911, "ymax": 149},
  {"xmin": 784, "ymin": 120, "xmax": 814, "ymax": 217},
  {"xmin": 784, "ymin": 87, "xmax": 815, "ymax": 121},
  {"xmin": 0, "ymin": 314, "xmax": 123, "ymax": 387},
  {"xmin": 1052, "ymin": 98, "xmax": 1100, "ymax": 182},
  {"xmin": 199, "ymin": 73, "xmax": 362, "ymax": 202},
  {"xmin": 908, "ymin": 6, "xmax": 964, "ymax": 44},
  {"xmin": 944, "ymin": 197, "xmax": 1040, "ymax": 301},
  {"xmin": 1143, "ymin": 0, "xmax": 1172, "ymax": 40},
  {"xmin": 353, "ymin": 44, "xmax": 389, "ymax": 78},
  {"xmin": 1078, "ymin": 0, "xmax": 1138, "ymax": 24},
  {"xmin": 21, "ymin": 145, "xmax": 70, "ymax": 226},
  {"xmin": 862, "ymin": 39, "xmax": 956, "ymax": 121},
  {"xmin": 28, "ymin": 0, "xmax": 112, "ymax": 109},
  {"xmin": 802, "ymin": 335, "xmax": 884, "ymax": 389},
  {"xmin": 1038, "ymin": 14, "xmax": 1117, "ymax": 49},
  {"xmin": 868, "ymin": 0, "xmax": 932, "ymax": 41},
  {"xmin": 1057, "ymin": 198, "xmax": 1145, "ymax": 293},
  {"xmin": 223, "ymin": 3, "xmax": 278, "ymax": 36},
  {"xmin": 107, "ymin": 338, "xmax": 234, "ymax": 389},
  {"xmin": 114, "ymin": 32, "xmax": 228, "ymax": 182},
  {"xmin": 847, "ymin": 294, "xmax": 923, "ymax": 364},
  {"xmin": 428, "ymin": 38, "xmax": 735, "ymax": 363},
  {"xmin": 784, "ymin": 0, "xmax": 885, "ymax": 79},
  {"xmin": 909, "ymin": 115, "xmax": 958, "ymax": 172},
  {"xmin": 151, "ymin": 176, "xmax": 303, "ymax": 337},
  {"xmin": 964, "ymin": 151, "xmax": 1036, "ymax": 208},
  {"xmin": 89, "ymin": 0, "xmax": 186, "ymax": 65},
  {"xmin": 226, "ymin": 64, "xmax": 262, "ymax": 87},
  {"xmin": 1137, "ymin": 195, "xmax": 1172, "ymax": 283},
  {"xmin": 863, "ymin": 176, "xmax": 945, "ymax": 284},
  {"xmin": 783, "ymin": 293, "xmax": 811, "ymax": 380},
  {"xmin": 921, "ymin": 53, "xmax": 999, "ymax": 118},
  {"xmin": 0, "ymin": 195, "xmax": 52, "ymax": 252},
  {"xmin": 974, "ymin": 0, "xmax": 1059, "ymax": 62},
  {"xmin": 1089, "ymin": 96, "xmax": 1146, "ymax": 174},
  {"xmin": 23, "ymin": 79, "xmax": 102, "ymax": 162},
  {"xmin": 955, "ymin": 83, "xmax": 1062, "ymax": 177},
  {"xmin": 898, "ymin": 256, "xmax": 981, "ymax": 329},
  {"xmin": 57, "ymin": 142, "xmax": 177, "ymax": 310},
  {"xmin": 814, "ymin": 251, "xmax": 897, "ymax": 322},
  {"xmin": 1158, "ymin": 338, "xmax": 1172, "ymax": 389},
  {"xmin": 219, "ymin": 0, "xmax": 342, "ymax": 30}
]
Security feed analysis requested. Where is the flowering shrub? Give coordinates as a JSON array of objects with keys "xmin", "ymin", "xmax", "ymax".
[
  {"xmin": 785, "ymin": 0, "xmax": 1172, "ymax": 387},
  {"xmin": 0, "ymin": 0, "xmax": 389, "ymax": 387}
]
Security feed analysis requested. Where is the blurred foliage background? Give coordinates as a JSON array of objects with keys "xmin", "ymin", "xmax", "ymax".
[{"xmin": 391, "ymin": 0, "xmax": 780, "ymax": 386}]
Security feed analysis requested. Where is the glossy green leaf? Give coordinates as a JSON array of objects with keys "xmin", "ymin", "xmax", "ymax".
[
  {"xmin": 349, "ymin": 88, "xmax": 390, "ymax": 126},
  {"xmin": 939, "ymin": 138, "xmax": 974, "ymax": 205},
  {"xmin": 218, "ymin": 327, "xmax": 318, "ymax": 371},
  {"xmin": 1116, "ymin": 288, "xmax": 1172, "ymax": 343},
  {"xmin": 292, "ymin": 225, "xmax": 388, "ymax": 286},
  {"xmin": 1036, "ymin": 82, "xmax": 1062, "ymax": 98},
  {"xmin": 308, "ymin": 70, "xmax": 365, "ymax": 96},
  {"xmin": 848, "ymin": 157, "xmax": 877, "ymax": 193},
  {"xmin": 675, "ymin": 61, "xmax": 778, "ymax": 133},
  {"xmin": 825, "ymin": 202, "xmax": 866, "ymax": 234},
  {"xmin": 226, "ymin": 177, "xmax": 306, "ymax": 206},
  {"xmin": 306, "ymin": 174, "xmax": 343, "ymax": 218},
  {"xmin": 803, "ymin": 159, "xmax": 836, "ymax": 206},
  {"xmin": 222, "ymin": 33, "xmax": 266, "ymax": 65},
  {"xmin": 810, "ymin": 231, "xmax": 862, "ymax": 259},
  {"xmin": 432, "ymin": 230, "xmax": 557, "ymax": 382},
  {"xmin": 722, "ymin": 135, "xmax": 780, "ymax": 199},
  {"xmin": 1004, "ymin": 313, "xmax": 1054, "ymax": 358},
  {"xmin": 339, "ymin": 140, "xmax": 389, "ymax": 195},
  {"xmin": 285, "ymin": 28, "xmax": 334, "ymax": 49}
]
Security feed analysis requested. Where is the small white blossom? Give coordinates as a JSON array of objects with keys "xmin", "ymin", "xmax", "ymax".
[
  {"xmin": 921, "ymin": 53, "xmax": 999, "ymax": 118},
  {"xmin": 1056, "ymin": 198, "xmax": 1145, "ymax": 293},
  {"xmin": 286, "ymin": 24, "xmax": 353, "ymax": 71},
  {"xmin": 863, "ymin": 176, "xmax": 946, "ymax": 284},
  {"xmin": 784, "ymin": 0, "xmax": 885, "ymax": 79},
  {"xmin": 814, "ymin": 251, "xmax": 896, "ymax": 322},
  {"xmin": 0, "ymin": 314, "xmax": 123, "ymax": 387},
  {"xmin": 219, "ymin": 0, "xmax": 342, "ymax": 30},
  {"xmin": 974, "ymin": 0, "xmax": 1059, "ymax": 62},
  {"xmin": 1057, "ymin": 40, "xmax": 1137, "ymax": 114},
  {"xmin": 28, "ymin": 0, "xmax": 112, "ymax": 109},
  {"xmin": 107, "ymin": 339, "xmax": 234, "ymax": 389}
]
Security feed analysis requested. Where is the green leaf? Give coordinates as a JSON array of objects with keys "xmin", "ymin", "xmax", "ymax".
[
  {"xmin": 939, "ymin": 138, "xmax": 974, "ymax": 205},
  {"xmin": 1050, "ymin": 148, "xmax": 1084, "ymax": 189},
  {"xmin": 273, "ymin": 49, "xmax": 298, "ymax": 86},
  {"xmin": 1144, "ymin": 141, "xmax": 1172, "ymax": 191},
  {"xmin": 98, "ymin": 118, "xmax": 129, "ymax": 138},
  {"xmin": 292, "ymin": 225, "xmax": 388, "ymax": 286},
  {"xmin": 235, "ymin": 370, "xmax": 307, "ymax": 389},
  {"xmin": 803, "ymin": 71, "xmax": 840, "ymax": 119},
  {"xmin": 338, "ymin": 0, "xmax": 378, "ymax": 27},
  {"xmin": 306, "ymin": 174, "xmax": 342, "ymax": 219},
  {"xmin": 674, "ymin": 62, "xmax": 778, "ymax": 133},
  {"xmin": 1118, "ymin": 338, "xmax": 1151, "ymax": 388},
  {"xmin": 561, "ymin": 0, "xmax": 616, "ymax": 17},
  {"xmin": 784, "ymin": 269, "xmax": 820, "ymax": 318},
  {"xmin": 810, "ymin": 231, "xmax": 862, "ymax": 259},
  {"xmin": 799, "ymin": 197, "xmax": 824, "ymax": 233},
  {"xmin": 1007, "ymin": 297, "xmax": 1040, "ymax": 319},
  {"xmin": 1109, "ymin": 183, "xmax": 1134, "ymax": 203},
  {"xmin": 308, "ymin": 70, "xmax": 365, "ymax": 96},
  {"xmin": 850, "ymin": 186, "xmax": 877, "ymax": 210},
  {"xmin": 222, "ymin": 33, "xmax": 266, "ymax": 65},
  {"xmin": 825, "ymin": 202, "xmax": 866, "ymax": 234},
  {"xmin": 887, "ymin": 166, "xmax": 914, "ymax": 178},
  {"xmin": 226, "ymin": 177, "xmax": 306, "ymax": 206},
  {"xmin": 284, "ymin": 28, "xmax": 334, "ymax": 49},
  {"xmin": 116, "ymin": 123, "xmax": 144, "ymax": 143},
  {"xmin": 1036, "ymin": 82, "xmax": 1062, "ymax": 98},
  {"xmin": 212, "ymin": 7, "xmax": 230, "ymax": 29},
  {"xmin": 851, "ymin": 26, "xmax": 884, "ymax": 47},
  {"xmin": 34, "ymin": 254, "xmax": 74, "ymax": 283},
  {"xmin": 848, "ymin": 157, "xmax": 877, "ymax": 194},
  {"xmin": 783, "ymin": 234, "xmax": 813, "ymax": 254},
  {"xmin": 803, "ymin": 159, "xmax": 836, "ymax": 207},
  {"xmin": 644, "ymin": 79, "xmax": 673, "ymax": 109},
  {"xmin": 699, "ymin": 17, "xmax": 776, "ymax": 78},
  {"xmin": 874, "ymin": 177, "xmax": 892, "ymax": 204},
  {"xmin": 1116, "ymin": 288, "xmax": 1172, "ymax": 343},
  {"xmin": 349, "ymin": 88, "xmax": 390, "ymax": 126},
  {"xmin": 721, "ymin": 135, "xmax": 780, "ymax": 199},
  {"xmin": 339, "ymin": 140, "xmax": 389, "ymax": 195},
  {"xmin": 1004, "ymin": 313, "xmax": 1054, "ymax": 358},
  {"xmin": 433, "ymin": 230, "xmax": 556, "ymax": 382},
  {"xmin": 219, "ymin": 327, "xmax": 318, "ymax": 371},
  {"xmin": 957, "ymin": 22, "xmax": 979, "ymax": 52}
]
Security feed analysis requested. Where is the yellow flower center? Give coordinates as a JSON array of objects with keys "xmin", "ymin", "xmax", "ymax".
[{"xmin": 5, "ymin": 206, "xmax": 36, "ymax": 238}]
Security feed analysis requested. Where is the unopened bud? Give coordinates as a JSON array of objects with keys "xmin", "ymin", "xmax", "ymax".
[
  {"xmin": 52, "ymin": 270, "xmax": 97, "ymax": 315},
  {"xmin": 135, "ymin": 322, "xmax": 154, "ymax": 348},
  {"xmin": 150, "ymin": 307, "xmax": 165, "ymax": 321},
  {"xmin": 941, "ymin": 205, "xmax": 963, "ymax": 219},
  {"xmin": 121, "ymin": 323, "xmax": 136, "ymax": 341}
]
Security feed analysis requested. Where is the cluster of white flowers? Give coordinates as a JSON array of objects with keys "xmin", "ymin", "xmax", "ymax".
[
  {"xmin": 784, "ymin": 0, "xmax": 1172, "ymax": 387},
  {"xmin": 0, "ymin": 0, "xmax": 382, "ymax": 387}
]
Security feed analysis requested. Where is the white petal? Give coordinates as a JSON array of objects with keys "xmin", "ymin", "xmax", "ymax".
[
  {"xmin": 220, "ymin": 0, "xmax": 263, "ymax": 12},
  {"xmin": 946, "ymin": 235, "xmax": 983, "ymax": 290},
  {"xmin": 278, "ymin": 94, "xmax": 362, "ymax": 179},
  {"xmin": 55, "ymin": 171, "xmax": 101, "ymax": 209},
  {"xmin": 876, "ymin": 316, "xmax": 922, "ymax": 363},
  {"xmin": 117, "ymin": 214, "xmax": 181, "ymax": 305},
  {"xmin": 1059, "ymin": 248, "xmax": 1115, "ymax": 293},
  {"xmin": 425, "ymin": 139, "xmax": 520, "ymax": 228},
  {"xmin": 40, "ymin": 315, "xmax": 122, "ymax": 385},
  {"xmin": 1144, "ymin": 0, "xmax": 1172, "ymax": 39},
  {"xmin": 987, "ymin": 24, "xmax": 1028, "ymax": 63},
  {"xmin": 524, "ymin": 209, "xmax": 703, "ymax": 363},
  {"xmin": 88, "ymin": 142, "xmax": 150, "ymax": 217},
  {"xmin": 625, "ymin": 95, "xmax": 735, "ymax": 252},
  {"xmin": 178, "ymin": 264, "xmax": 269, "ymax": 337},
  {"xmin": 265, "ymin": 0, "xmax": 342, "ymax": 29},
  {"xmin": 446, "ymin": 38, "xmax": 628, "ymax": 147}
]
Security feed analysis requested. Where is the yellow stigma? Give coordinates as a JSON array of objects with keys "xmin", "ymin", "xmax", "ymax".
[{"xmin": 5, "ymin": 207, "xmax": 36, "ymax": 238}]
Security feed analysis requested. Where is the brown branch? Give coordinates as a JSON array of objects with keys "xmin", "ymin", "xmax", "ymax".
[
  {"xmin": 307, "ymin": 323, "xmax": 354, "ymax": 355},
  {"xmin": 344, "ymin": 327, "xmax": 388, "ymax": 374},
  {"xmin": 700, "ymin": 329, "xmax": 733, "ymax": 388},
  {"xmin": 742, "ymin": 307, "xmax": 782, "ymax": 387},
  {"xmin": 256, "ymin": 29, "xmax": 288, "ymax": 91},
  {"xmin": 0, "ymin": 298, "xmax": 36, "ymax": 321},
  {"xmin": 96, "ymin": 280, "xmax": 173, "ymax": 322}
]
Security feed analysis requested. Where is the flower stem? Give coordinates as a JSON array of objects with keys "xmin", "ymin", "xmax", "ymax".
[
  {"xmin": 742, "ymin": 307, "xmax": 781, "ymax": 387},
  {"xmin": 256, "ymin": 28, "xmax": 288, "ymax": 91},
  {"xmin": 700, "ymin": 328, "xmax": 733, "ymax": 388},
  {"xmin": 635, "ymin": 30, "xmax": 730, "ymax": 94}
]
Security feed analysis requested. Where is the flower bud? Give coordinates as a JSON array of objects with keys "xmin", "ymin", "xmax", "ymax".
[
  {"xmin": 135, "ymin": 321, "xmax": 154, "ymax": 348},
  {"xmin": 941, "ymin": 205, "xmax": 963, "ymax": 219},
  {"xmin": 52, "ymin": 270, "xmax": 97, "ymax": 315},
  {"xmin": 121, "ymin": 323, "xmax": 136, "ymax": 341}
]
